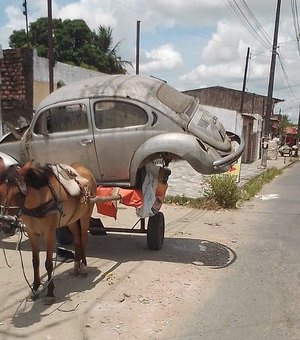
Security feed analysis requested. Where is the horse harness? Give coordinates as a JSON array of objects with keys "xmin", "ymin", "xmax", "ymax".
[
  {"xmin": 1, "ymin": 173, "xmax": 90, "ymax": 220},
  {"xmin": 21, "ymin": 181, "xmax": 63, "ymax": 218},
  {"xmin": 0, "ymin": 177, "xmax": 61, "ymax": 220}
]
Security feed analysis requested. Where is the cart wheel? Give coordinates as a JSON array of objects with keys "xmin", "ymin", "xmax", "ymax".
[{"xmin": 147, "ymin": 212, "xmax": 165, "ymax": 250}]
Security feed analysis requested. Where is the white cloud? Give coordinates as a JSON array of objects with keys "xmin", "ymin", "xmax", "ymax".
[
  {"xmin": 1, "ymin": 0, "xmax": 300, "ymax": 121},
  {"xmin": 140, "ymin": 44, "xmax": 182, "ymax": 73},
  {"xmin": 55, "ymin": 0, "xmax": 117, "ymax": 31}
]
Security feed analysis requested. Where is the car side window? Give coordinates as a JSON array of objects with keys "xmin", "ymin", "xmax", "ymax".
[
  {"xmin": 34, "ymin": 104, "xmax": 88, "ymax": 134},
  {"xmin": 94, "ymin": 101, "xmax": 148, "ymax": 129}
]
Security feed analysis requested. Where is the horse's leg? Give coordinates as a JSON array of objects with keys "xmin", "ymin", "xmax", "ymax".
[
  {"xmin": 78, "ymin": 213, "xmax": 91, "ymax": 276},
  {"xmin": 68, "ymin": 212, "xmax": 90, "ymax": 276},
  {"xmin": 68, "ymin": 221, "xmax": 82, "ymax": 276},
  {"xmin": 27, "ymin": 233, "xmax": 41, "ymax": 301},
  {"xmin": 43, "ymin": 228, "xmax": 56, "ymax": 305}
]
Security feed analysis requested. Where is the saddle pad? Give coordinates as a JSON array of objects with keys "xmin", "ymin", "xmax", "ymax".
[{"xmin": 50, "ymin": 164, "xmax": 81, "ymax": 196}]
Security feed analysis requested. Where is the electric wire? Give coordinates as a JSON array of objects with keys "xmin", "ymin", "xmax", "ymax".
[
  {"xmin": 291, "ymin": 0, "xmax": 300, "ymax": 55},
  {"xmin": 225, "ymin": 0, "xmax": 272, "ymax": 50}
]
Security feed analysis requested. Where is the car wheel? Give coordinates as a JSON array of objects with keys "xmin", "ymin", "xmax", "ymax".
[{"xmin": 147, "ymin": 212, "xmax": 165, "ymax": 250}]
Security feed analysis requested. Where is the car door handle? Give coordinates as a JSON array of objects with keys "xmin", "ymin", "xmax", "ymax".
[{"xmin": 79, "ymin": 138, "xmax": 93, "ymax": 147}]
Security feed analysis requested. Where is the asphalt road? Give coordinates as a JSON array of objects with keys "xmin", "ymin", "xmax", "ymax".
[
  {"xmin": 0, "ymin": 162, "xmax": 299, "ymax": 339},
  {"xmin": 166, "ymin": 161, "xmax": 300, "ymax": 340}
]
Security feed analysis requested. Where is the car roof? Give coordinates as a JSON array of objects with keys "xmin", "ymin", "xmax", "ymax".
[{"xmin": 36, "ymin": 74, "xmax": 194, "ymax": 115}]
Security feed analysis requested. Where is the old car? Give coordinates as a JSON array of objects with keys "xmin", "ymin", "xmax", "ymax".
[
  {"xmin": 0, "ymin": 74, "xmax": 244, "ymax": 187},
  {"xmin": 0, "ymin": 74, "xmax": 244, "ymax": 250}
]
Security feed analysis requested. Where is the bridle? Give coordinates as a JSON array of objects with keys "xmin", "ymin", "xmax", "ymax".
[{"xmin": 0, "ymin": 178, "xmax": 27, "ymax": 236}]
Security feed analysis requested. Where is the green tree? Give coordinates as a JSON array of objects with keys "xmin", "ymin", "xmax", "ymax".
[
  {"xmin": 9, "ymin": 29, "xmax": 28, "ymax": 48},
  {"xmin": 278, "ymin": 114, "xmax": 292, "ymax": 137},
  {"xmin": 94, "ymin": 25, "xmax": 131, "ymax": 74},
  {"xmin": 9, "ymin": 18, "xmax": 132, "ymax": 74}
]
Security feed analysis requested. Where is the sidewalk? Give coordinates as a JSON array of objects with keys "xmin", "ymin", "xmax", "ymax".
[
  {"xmin": 167, "ymin": 156, "xmax": 295, "ymax": 198},
  {"xmin": 238, "ymin": 156, "xmax": 294, "ymax": 187}
]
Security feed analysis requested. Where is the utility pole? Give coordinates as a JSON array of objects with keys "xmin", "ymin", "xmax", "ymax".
[
  {"xmin": 260, "ymin": 0, "xmax": 281, "ymax": 168},
  {"xmin": 22, "ymin": 0, "xmax": 29, "ymax": 47},
  {"xmin": 47, "ymin": 0, "xmax": 54, "ymax": 93},
  {"xmin": 240, "ymin": 47, "xmax": 250, "ymax": 113},
  {"xmin": 297, "ymin": 106, "xmax": 300, "ymax": 146},
  {"xmin": 136, "ymin": 21, "xmax": 141, "ymax": 75}
]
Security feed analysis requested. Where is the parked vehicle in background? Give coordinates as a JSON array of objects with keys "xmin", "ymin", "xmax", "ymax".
[
  {"xmin": 0, "ymin": 74, "xmax": 244, "ymax": 188},
  {"xmin": 279, "ymin": 144, "xmax": 292, "ymax": 157}
]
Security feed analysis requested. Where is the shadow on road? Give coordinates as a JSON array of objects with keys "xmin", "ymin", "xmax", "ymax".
[
  {"xmin": 1, "ymin": 231, "xmax": 237, "ymax": 270},
  {"xmin": 0, "ymin": 232, "xmax": 237, "ymax": 332},
  {"xmin": 87, "ymin": 233, "xmax": 237, "ymax": 269}
]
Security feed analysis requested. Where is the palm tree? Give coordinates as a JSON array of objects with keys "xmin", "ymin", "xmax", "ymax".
[
  {"xmin": 95, "ymin": 25, "xmax": 132, "ymax": 74},
  {"xmin": 278, "ymin": 114, "xmax": 292, "ymax": 143}
]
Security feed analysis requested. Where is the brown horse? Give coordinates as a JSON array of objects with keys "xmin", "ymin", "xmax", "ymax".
[{"xmin": 0, "ymin": 159, "xmax": 119, "ymax": 304}]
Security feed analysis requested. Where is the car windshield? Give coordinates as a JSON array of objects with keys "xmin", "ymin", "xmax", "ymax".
[{"xmin": 157, "ymin": 83, "xmax": 195, "ymax": 116}]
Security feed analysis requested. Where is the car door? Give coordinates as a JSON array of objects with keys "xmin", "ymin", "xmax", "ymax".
[
  {"xmin": 91, "ymin": 99, "xmax": 156, "ymax": 184},
  {"xmin": 27, "ymin": 100, "xmax": 102, "ymax": 181}
]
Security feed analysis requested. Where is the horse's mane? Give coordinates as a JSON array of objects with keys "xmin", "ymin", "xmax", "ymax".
[
  {"xmin": 24, "ymin": 165, "xmax": 53, "ymax": 189},
  {"xmin": 0, "ymin": 164, "xmax": 54, "ymax": 189},
  {"xmin": 0, "ymin": 165, "xmax": 20, "ymax": 186}
]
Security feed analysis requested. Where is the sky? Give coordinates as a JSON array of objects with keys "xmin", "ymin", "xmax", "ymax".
[{"xmin": 1, "ymin": 0, "xmax": 300, "ymax": 122}]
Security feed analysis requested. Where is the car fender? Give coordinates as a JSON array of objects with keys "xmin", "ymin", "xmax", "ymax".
[
  {"xmin": 0, "ymin": 152, "xmax": 19, "ymax": 167},
  {"xmin": 129, "ymin": 133, "xmax": 228, "ymax": 185}
]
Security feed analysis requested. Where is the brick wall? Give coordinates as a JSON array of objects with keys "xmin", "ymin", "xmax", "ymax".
[{"xmin": 0, "ymin": 48, "xmax": 33, "ymax": 131}]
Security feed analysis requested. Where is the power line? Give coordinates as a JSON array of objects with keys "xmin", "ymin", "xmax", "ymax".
[
  {"xmin": 225, "ymin": 0, "xmax": 272, "ymax": 50},
  {"xmin": 291, "ymin": 0, "xmax": 300, "ymax": 55},
  {"xmin": 239, "ymin": 0, "xmax": 272, "ymax": 46},
  {"xmin": 277, "ymin": 51, "xmax": 297, "ymax": 98}
]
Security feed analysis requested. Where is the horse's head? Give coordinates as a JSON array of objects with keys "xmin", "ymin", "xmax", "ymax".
[{"xmin": 0, "ymin": 158, "xmax": 31, "ymax": 236}]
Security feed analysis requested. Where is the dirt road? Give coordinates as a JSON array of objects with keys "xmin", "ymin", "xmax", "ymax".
[
  {"xmin": 0, "ymin": 204, "xmax": 239, "ymax": 339},
  {"xmin": 0, "ymin": 162, "xmax": 299, "ymax": 339}
]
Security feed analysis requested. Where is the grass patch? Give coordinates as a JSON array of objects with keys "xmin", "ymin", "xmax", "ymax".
[
  {"xmin": 165, "ymin": 166, "xmax": 284, "ymax": 210},
  {"xmin": 240, "ymin": 167, "xmax": 282, "ymax": 201},
  {"xmin": 164, "ymin": 195, "xmax": 221, "ymax": 210}
]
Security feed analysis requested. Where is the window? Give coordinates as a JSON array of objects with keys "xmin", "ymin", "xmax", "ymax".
[
  {"xmin": 34, "ymin": 104, "xmax": 88, "ymax": 134},
  {"xmin": 94, "ymin": 101, "xmax": 148, "ymax": 129}
]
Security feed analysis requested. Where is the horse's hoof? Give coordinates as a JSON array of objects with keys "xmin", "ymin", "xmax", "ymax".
[{"xmin": 43, "ymin": 296, "xmax": 55, "ymax": 305}]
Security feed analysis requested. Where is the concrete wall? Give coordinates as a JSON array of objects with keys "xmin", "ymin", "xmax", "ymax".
[
  {"xmin": 199, "ymin": 104, "xmax": 243, "ymax": 136},
  {"xmin": 33, "ymin": 50, "xmax": 104, "ymax": 110}
]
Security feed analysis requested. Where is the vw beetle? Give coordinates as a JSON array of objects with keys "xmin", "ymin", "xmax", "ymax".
[
  {"xmin": 0, "ymin": 74, "xmax": 244, "ymax": 250},
  {"xmin": 0, "ymin": 74, "xmax": 244, "ymax": 184}
]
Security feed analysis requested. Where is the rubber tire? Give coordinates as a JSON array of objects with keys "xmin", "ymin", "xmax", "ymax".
[{"xmin": 147, "ymin": 212, "xmax": 165, "ymax": 250}]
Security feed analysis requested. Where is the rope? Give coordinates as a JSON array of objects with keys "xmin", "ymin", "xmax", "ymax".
[{"xmin": 1, "ymin": 245, "xmax": 12, "ymax": 268}]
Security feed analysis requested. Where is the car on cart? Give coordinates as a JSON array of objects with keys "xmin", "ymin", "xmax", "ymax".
[{"xmin": 0, "ymin": 74, "xmax": 244, "ymax": 249}]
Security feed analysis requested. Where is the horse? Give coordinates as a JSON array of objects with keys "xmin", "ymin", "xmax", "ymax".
[{"xmin": 0, "ymin": 159, "xmax": 119, "ymax": 304}]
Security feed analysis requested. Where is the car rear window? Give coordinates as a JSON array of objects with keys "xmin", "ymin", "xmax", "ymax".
[
  {"xmin": 157, "ymin": 83, "xmax": 195, "ymax": 114},
  {"xmin": 94, "ymin": 101, "xmax": 148, "ymax": 129}
]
